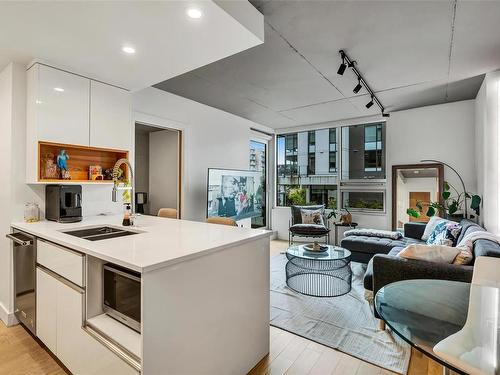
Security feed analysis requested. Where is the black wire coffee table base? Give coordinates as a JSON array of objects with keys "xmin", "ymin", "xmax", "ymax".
[{"xmin": 285, "ymin": 248, "xmax": 352, "ymax": 297}]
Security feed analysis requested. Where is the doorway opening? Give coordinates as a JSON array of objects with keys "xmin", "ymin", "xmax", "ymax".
[{"xmin": 134, "ymin": 123, "xmax": 182, "ymax": 217}]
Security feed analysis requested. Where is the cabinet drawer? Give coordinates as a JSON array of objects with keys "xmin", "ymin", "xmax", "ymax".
[{"xmin": 37, "ymin": 240, "xmax": 84, "ymax": 287}]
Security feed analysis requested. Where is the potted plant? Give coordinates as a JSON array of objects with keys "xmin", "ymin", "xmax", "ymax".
[{"xmin": 407, "ymin": 181, "xmax": 481, "ymax": 221}]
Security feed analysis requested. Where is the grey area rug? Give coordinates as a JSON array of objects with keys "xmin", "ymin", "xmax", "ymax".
[{"xmin": 270, "ymin": 254, "xmax": 411, "ymax": 374}]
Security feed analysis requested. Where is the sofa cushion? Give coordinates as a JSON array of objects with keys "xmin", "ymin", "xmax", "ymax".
[
  {"xmin": 341, "ymin": 235, "xmax": 421, "ymax": 256},
  {"xmin": 474, "ymin": 239, "xmax": 500, "ymax": 259},
  {"xmin": 363, "ymin": 247, "xmax": 403, "ymax": 290},
  {"xmin": 457, "ymin": 219, "xmax": 485, "ymax": 244},
  {"xmin": 289, "ymin": 224, "xmax": 329, "ymax": 236},
  {"xmin": 291, "ymin": 205, "xmax": 324, "ymax": 225}
]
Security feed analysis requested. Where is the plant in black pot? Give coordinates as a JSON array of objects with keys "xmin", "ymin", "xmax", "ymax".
[{"xmin": 407, "ymin": 181, "xmax": 481, "ymax": 221}]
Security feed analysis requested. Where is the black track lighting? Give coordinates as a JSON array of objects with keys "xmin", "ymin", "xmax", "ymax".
[
  {"xmin": 382, "ymin": 112, "xmax": 390, "ymax": 118},
  {"xmin": 353, "ymin": 78, "xmax": 362, "ymax": 94},
  {"xmin": 338, "ymin": 50, "xmax": 387, "ymax": 117}
]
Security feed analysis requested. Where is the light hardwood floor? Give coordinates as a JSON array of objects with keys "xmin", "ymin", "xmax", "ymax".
[{"xmin": 0, "ymin": 239, "xmax": 444, "ymax": 375}]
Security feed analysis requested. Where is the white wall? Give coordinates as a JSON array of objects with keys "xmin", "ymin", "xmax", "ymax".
[
  {"xmin": 272, "ymin": 99, "xmax": 477, "ymax": 240},
  {"xmin": 0, "ymin": 63, "xmax": 15, "ymax": 323},
  {"xmin": 475, "ymin": 71, "xmax": 500, "ymax": 234},
  {"xmin": 385, "ymin": 99, "xmax": 476, "ymax": 229},
  {"xmin": 132, "ymin": 87, "xmax": 273, "ymax": 222},
  {"xmin": 149, "ymin": 129, "xmax": 179, "ymax": 216}
]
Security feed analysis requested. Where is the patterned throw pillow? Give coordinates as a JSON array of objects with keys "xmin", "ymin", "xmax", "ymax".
[
  {"xmin": 427, "ymin": 221, "xmax": 462, "ymax": 246},
  {"xmin": 300, "ymin": 209, "xmax": 324, "ymax": 226},
  {"xmin": 452, "ymin": 246, "xmax": 474, "ymax": 265}
]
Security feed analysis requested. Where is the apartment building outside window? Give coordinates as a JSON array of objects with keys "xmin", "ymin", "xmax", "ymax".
[
  {"xmin": 364, "ymin": 124, "xmax": 383, "ymax": 172},
  {"xmin": 276, "ymin": 122, "xmax": 386, "ymax": 211},
  {"xmin": 329, "ymin": 128, "xmax": 337, "ymax": 173}
]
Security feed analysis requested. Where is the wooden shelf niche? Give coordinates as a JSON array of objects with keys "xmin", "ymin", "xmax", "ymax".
[{"xmin": 38, "ymin": 142, "xmax": 128, "ymax": 184}]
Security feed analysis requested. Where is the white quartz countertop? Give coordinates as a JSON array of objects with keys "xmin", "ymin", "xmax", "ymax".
[{"xmin": 11, "ymin": 215, "xmax": 271, "ymax": 273}]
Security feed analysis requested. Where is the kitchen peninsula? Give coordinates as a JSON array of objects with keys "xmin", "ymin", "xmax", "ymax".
[{"xmin": 11, "ymin": 215, "xmax": 271, "ymax": 375}]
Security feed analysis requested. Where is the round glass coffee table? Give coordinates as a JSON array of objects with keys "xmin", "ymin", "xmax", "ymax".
[{"xmin": 285, "ymin": 244, "xmax": 352, "ymax": 297}]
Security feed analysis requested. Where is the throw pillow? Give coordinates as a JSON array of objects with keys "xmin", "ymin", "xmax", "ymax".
[
  {"xmin": 427, "ymin": 222, "xmax": 462, "ymax": 246},
  {"xmin": 452, "ymin": 246, "xmax": 474, "ymax": 265},
  {"xmin": 300, "ymin": 209, "xmax": 324, "ymax": 226},
  {"xmin": 421, "ymin": 216, "xmax": 446, "ymax": 241},
  {"xmin": 398, "ymin": 244, "xmax": 461, "ymax": 264}
]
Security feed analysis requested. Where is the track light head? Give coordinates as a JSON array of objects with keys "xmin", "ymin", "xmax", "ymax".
[
  {"xmin": 382, "ymin": 112, "xmax": 390, "ymax": 118},
  {"xmin": 353, "ymin": 78, "xmax": 362, "ymax": 94},
  {"xmin": 337, "ymin": 51, "xmax": 347, "ymax": 75},
  {"xmin": 337, "ymin": 62, "xmax": 347, "ymax": 75},
  {"xmin": 366, "ymin": 97, "xmax": 374, "ymax": 109}
]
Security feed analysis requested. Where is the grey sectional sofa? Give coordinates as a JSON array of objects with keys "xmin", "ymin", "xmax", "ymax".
[
  {"xmin": 340, "ymin": 222, "xmax": 425, "ymax": 263},
  {"xmin": 360, "ymin": 219, "xmax": 500, "ymax": 317}
]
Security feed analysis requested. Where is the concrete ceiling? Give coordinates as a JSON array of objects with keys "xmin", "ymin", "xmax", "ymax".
[
  {"xmin": 0, "ymin": 1, "xmax": 263, "ymax": 90},
  {"xmin": 155, "ymin": 0, "xmax": 500, "ymax": 128}
]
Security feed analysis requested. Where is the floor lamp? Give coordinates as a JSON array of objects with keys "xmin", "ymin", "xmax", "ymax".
[{"xmin": 420, "ymin": 159, "xmax": 468, "ymax": 218}]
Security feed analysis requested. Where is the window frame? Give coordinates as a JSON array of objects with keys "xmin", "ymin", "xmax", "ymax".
[{"xmin": 275, "ymin": 121, "xmax": 386, "ymax": 210}]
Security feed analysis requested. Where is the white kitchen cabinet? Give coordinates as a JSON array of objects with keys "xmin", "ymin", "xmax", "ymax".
[
  {"xmin": 37, "ymin": 240, "xmax": 84, "ymax": 287},
  {"xmin": 26, "ymin": 63, "xmax": 132, "ymax": 183},
  {"xmin": 90, "ymin": 81, "xmax": 131, "ymax": 151},
  {"xmin": 56, "ymin": 276, "xmax": 138, "ymax": 375},
  {"xmin": 35, "ymin": 64, "xmax": 90, "ymax": 146},
  {"xmin": 36, "ymin": 267, "xmax": 58, "ymax": 354},
  {"xmin": 36, "ymin": 266, "xmax": 138, "ymax": 375}
]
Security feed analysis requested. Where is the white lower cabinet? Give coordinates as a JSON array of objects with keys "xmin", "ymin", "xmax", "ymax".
[
  {"xmin": 36, "ymin": 267, "xmax": 138, "ymax": 375},
  {"xmin": 36, "ymin": 268, "xmax": 58, "ymax": 354}
]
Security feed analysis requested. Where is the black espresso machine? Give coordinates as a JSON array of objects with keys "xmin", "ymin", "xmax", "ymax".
[{"xmin": 45, "ymin": 185, "xmax": 82, "ymax": 223}]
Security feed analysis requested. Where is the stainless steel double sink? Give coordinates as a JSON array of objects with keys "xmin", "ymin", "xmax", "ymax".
[{"xmin": 62, "ymin": 226, "xmax": 140, "ymax": 241}]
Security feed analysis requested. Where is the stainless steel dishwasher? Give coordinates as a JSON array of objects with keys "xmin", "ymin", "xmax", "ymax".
[{"xmin": 6, "ymin": 230, "xmax": 36, "ymax": 334}]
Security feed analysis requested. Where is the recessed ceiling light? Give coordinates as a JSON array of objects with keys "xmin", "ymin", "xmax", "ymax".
[
  {"xmin": 54, "ymin": 87, "xmax": 64, "ymax": 92},
  {"xmin": 187, "ymin": 8, "xmax": 202, "ymax": 19},
  {"xmin": 122, "ymin": 46, "xmax": 136, "ymax": 54}
]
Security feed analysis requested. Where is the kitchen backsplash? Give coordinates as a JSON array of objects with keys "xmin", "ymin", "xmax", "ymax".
[{"xmin": 16, "ymin": 184, "xmax": 124, "ymax": 222}]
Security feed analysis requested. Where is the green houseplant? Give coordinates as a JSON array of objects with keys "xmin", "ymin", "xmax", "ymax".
[{"xmin": 406, "ymin": 181, "xmax": 481, "ymax": 220}]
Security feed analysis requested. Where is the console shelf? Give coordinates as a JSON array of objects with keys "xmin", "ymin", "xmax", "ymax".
[{"xmin": 37, "ymin": 141, "xmax": 128, "ymax": 184}]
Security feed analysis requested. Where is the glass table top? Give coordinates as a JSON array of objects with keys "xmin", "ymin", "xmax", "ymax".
[
  {"xmin": 375, "ymin": 280, "xmax": 469, "ymax": 372},
  {"xmin": 286, "ymin": 244, "xmax": 351, "ymax": 260}
]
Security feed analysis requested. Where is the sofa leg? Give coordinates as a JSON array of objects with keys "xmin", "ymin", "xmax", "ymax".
[{"xmin": 378, "ymin": 320, "xmax": 386, "ymax": 331}]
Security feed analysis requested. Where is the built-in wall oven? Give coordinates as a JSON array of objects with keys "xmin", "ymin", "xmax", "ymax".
[
  {"xmin": 6, "ymin": 230, "xmax": 36, "ymax": 335},
  {"xmin": 103, "ymin": 264, "xmax": 141, "ymax": 332}
]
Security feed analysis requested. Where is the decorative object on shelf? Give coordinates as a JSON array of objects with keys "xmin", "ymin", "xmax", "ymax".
[
  {"xmin": 24, "ymin": 202, "xmax": 40, "ymax": 223},
  {"xmin": 37, "ymin": 142, "xmax": 129, "ymax": 183},
  {"xmin": 41, "ymin": 153, "xmax": 58, "ymax": 179},
  {"xmin": 103, "ymin": 168, "xmax": 114, "ymax": 180},
  {"xmin": 89, "ymin": 165, "xmax": 104, "ymax": 180},
  {"xmin": 57, "ymin": 149, "xmax": 71, "ymax": 179}
]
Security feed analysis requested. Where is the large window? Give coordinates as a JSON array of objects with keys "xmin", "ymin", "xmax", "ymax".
[
  {"xmin": 277, "ymin": 122, "xmax": 386, "ymax": 210},
  {"xmin": 277, "ymin": 128, "xmax": 338, "ymax": 207},
  {"xmin": 364, "ymin": 124, "xmax": 383, "ymax": 172},
  {"xmin": 341, "ymin": 122, "xmax": 385, "ymax": 180}
]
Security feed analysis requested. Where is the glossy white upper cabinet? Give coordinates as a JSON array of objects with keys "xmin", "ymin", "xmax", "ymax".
[
  {"xmin": 35, "ymin": 64, "xmax": 90, "ymax": 146},
  {"xmin": 90, "ymin": 81, "xmax": 131, "ymax": 151}
]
